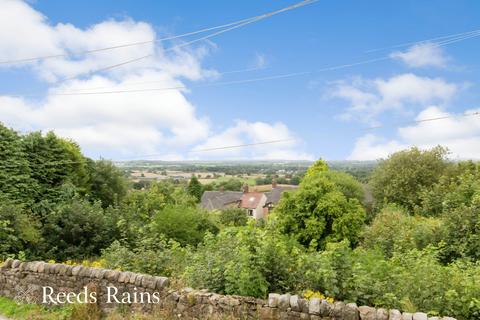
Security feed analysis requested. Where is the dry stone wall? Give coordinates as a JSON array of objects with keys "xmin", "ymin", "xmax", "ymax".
[{"xmin": 0, "ymin": 260, "xmax": 457, "ymax": 320}]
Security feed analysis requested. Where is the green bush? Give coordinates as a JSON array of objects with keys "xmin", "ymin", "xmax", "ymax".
[
  {"xmin": 42, "ymin": 197, "xmax": 118, "ymax": 261},
  {"xmin": 101, "ymin": 239, "xmax": 187, "ymax": 277},
  {"xmin": 219, "ymin": 208, "xmax": 248, "ymax": 227},
  {"xmin": 362, "ymin": 205, "xmax": 444, "ymax": 257},
  {"xmin": 149, "ymin": 206, "xmax": 218, "ymax": 246},
  {"xmin": 183, "ymin": 224, "xmax": 302, "ymax": 297}
]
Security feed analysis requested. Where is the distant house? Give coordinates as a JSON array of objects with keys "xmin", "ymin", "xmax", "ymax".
[
  {"xmin": 200, "ymin": 181, "xmax": 297, "ymax": 220},
  {"xmin": 239, "ymin": 192, "xmax": 267, "ymax": 219}
]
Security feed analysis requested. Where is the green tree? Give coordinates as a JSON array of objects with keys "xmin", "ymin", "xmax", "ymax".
[
  {"xmin": 22, "ymin": 131, "xmax": 88, "ymax": 203},
  {"xmin": 274, "ymin": 160, "xmax": 366, "ymax": 248},
  {"xmin": 322, "ymin": 171, "xmax": 365, "ymax": 203},
  {"xmin": 0, "ymin": 201, "xmax": 41, "ymax": 260},
  {"xmin": 219, "ymin": 208, "xmax": 248, "ymax": 227},
  {"xmin": 362, "ymin": 205, "xmax": 443, "ymax": 257},
  {"xmin": 87, "ymin": 159, "xmax": 128, "ymax": 208},
  {"xmin": 42, "ymin": 197, "xmax": 118, "ymax": 260},
  {"xmin": 149, "ymin": 206, "xmax": 218, "ymax": 246},
  {"xmin": 441, "ymin": 199, "xmax": 480, "ymax": 262},
  {"xmin": 0, "ymin": 123, "xmax": 34, "ymax": 203},
  {"xmin": 187, "ymin": 175, "xmax": 203, "ymax": 202},
  {"xmin": 117, "ymin": 181, "xmax": 197, "ymax": 244},
  {"xmin": 370, "ymin": 146, "xmax": 449, "ymax": 213}
]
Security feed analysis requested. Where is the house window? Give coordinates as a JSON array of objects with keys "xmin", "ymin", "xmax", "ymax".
[{"xmin": 248, "ymin": 209, "xmax": 254, "ymax": 217}]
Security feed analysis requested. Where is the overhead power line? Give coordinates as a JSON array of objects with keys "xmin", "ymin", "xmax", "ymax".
[
  {"xmin": 364, "ymin": 111, "xmax": 480, "ymax": 130},
  {"xmin": 365, "ymin": 28, "xmax": 480, "ymax": 53},
  {"xmin": 54, "ymin": 0, "xmax": 318, "ymax": 83},
  {"xmin": 40, "ymin": 28, "xmax": 480, "ymax": 96},
  {"xmin": 0, "ymin": 0, "xmax": 317, "ymax": 65},
  {"xmin": 36, "ymin": 29, "xmax": 480, "ymax": 97},
  {"xmin": 190, "ymin": 139, "xmax": 296, "ymax": 153}
]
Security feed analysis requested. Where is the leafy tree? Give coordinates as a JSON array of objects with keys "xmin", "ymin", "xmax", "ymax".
[
  {"xmin": 0, "ymin": 201, "xmax": 41, "ymax": 260},
  {"xmin": 441, "ymin": 200, "xmax": 480, "ymax": 262},
  {"xmin": 42, "ymin": 197, "xmax": 118, "ymax": 260},
  {"xmin": 274, "ymin": 160, "xmax": 366, "ymax": 249},
  {"xmin": 417, "ymin": 161, "xmax": 480, "ymax": 216},
  {"xmin": 204, "ymin": 178, "xmax": 243, "ymax": 192},
  {"xmin": 117, "ymin": 182, "xmax": 197, "ymax": 244},
  {"xmin": 219, "ymin": 208, "xmax": 248, "ymax": 226},
  {"xmin": 87, "ymin": 159, "xmax": 128, "ymax": 208},
  {"xmin": 22, "ymin": 131, "xmax": 88, "ymax": 203},
  {"xmin": 149, "ymin": 206, "xmax": 218, "ymax": 246},
  {"xmin": 187, "ymin": 175, "xmax": 203, "ymax": 202},
  {"xmin": 322, "ymin": 171, "xmax": 365, "ymax": 203},
  {"xmin": 370, "ymin": 146, "xmax": 449, "ymax": 213},
  {"xmin": 0, "ymin": 123, "xmax": 34, "ymax": 203},
  {"xmin": 362, "ymin": 205, "xmax": 443, "ymax": 257}
]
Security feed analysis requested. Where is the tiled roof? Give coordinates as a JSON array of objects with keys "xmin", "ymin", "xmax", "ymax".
[
  {"xmin": 264, "ymin": 186, "xmax": 298, "ymax": 204},
  {"xmin": 239, "ymin": 192, "xmax": 265, "ymax": 209},
  {"xmin": 200, "ymin": 191, "xmax": 242, "ymax": 210}
]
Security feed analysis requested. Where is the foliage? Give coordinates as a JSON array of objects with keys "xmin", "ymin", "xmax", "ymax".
[
  {"xmin": 321, "ymin": 170, "xmax": 365, "ymax": 203},
  {"xmin": 203, "ymin": 178, "xmax": 243, "ymax": 192},
  {"xmin": 187, "ymin": 175, "xmax": 203, "ymax": 202},
  {"xmin": 114, "ymin": 181, "xmax": 197, "ymax": 244},
  {"xmin": 0, "ymin": 296, "xmax": 75, "ymax": 320},
  {"xmin": 303, "ymin": 290, "xmax": 334, "ymax": 303},
  {"xmin": 149, "ymin": 206, "xmax": 219, "ymax": 246},
  {"xmin": 296, "ymin": 243, "xmax": 480, "ymax": 319},
  {"xmin": 219, "ymin": 208, "xmax": 248, "ymax": 227},
  {"xmin": 41, "ymin": 196, "xmax": 119, "ymax": 261},
  {"xmin": 183, "ymin": 224, "xmax": 303, "ymax": 298},
  {"xmin": 370, "ymin": 146, "xmax": 449, "ymax": 213},
  {"xmin": 441, "ymin": 202, "xmax": 480, "ymax": 262},
  {"xmin": 87, "ymin": 159, "xmax": 128, "ymax": 208},
  {"xmin": 102, "ymin": 239, "xmax": 188, "ymax": 277},
  {"xmin": 274, "ymin": 160, "xmax": 366, "ymax": 248},
  {"xmin": 0, "ymin": 201, "xmax": 41, "ymax": 260},
  {"xmin": 0, "ymin": 124, "xmax": 34, "ymax": 204},
  {"xmin": 362, "ymin": 205, "xmax": 444, "ymax": 257}
]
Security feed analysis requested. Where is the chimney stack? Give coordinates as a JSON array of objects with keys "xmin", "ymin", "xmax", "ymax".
[
  {"xmin": 242, "ymin": 183, "xmax": 249, "ymax": 193},
  {"xmin": 272, "ymin": 178, "xmax": 278, "ymax": 189}
]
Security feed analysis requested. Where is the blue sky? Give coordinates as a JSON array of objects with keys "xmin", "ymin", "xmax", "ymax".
[{"xmin": 0, "ymin": 0, "xmax": 479, "ymax": 160}]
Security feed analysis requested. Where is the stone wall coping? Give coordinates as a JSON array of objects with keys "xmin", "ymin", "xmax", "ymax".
[{"xmin": 0, "ymin": 258, "xmax": 169, "ymax": 290}]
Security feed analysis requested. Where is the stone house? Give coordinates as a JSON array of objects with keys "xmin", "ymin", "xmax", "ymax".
[{"xmin": 200, "ymin": 181, "xmax": 297, "ymax": 220}]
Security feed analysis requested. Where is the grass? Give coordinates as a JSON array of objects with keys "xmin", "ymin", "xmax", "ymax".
[
  {"xmin": 0, "ymin": 297, "xmax": 242, "ymax": 320},
  {"xmin": 0, "ymin": 296, "xmax": 73, "ymax": 319}
]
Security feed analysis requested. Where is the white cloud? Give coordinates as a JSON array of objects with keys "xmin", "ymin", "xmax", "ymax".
[
  {"xmin": 0, "ymin": 74, "xmax": 210, "ymax": 158},
  {"xmin": 332, "ymin": 73, "xmax": 457, "ymax": 124},
  {"xmin": 0, "ymin": 0, "xmax": 215, "ymax": 82},
  {"xmin": 348, "ymin": 106, "xmax": 480, "ymax": 160},
  {"xmin": 390, "ymin": 43, "xmax": 448, "ymax": 68},
  {"xmin": 0, "ymin": 1, "xmax": 308, "ymax": 160},
  {"xmin": 192, "ymin": 120, "xmax": 313, "ymax": 160}
]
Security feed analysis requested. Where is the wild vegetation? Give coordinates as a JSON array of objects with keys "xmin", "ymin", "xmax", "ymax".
[{"xmin": 1, "ymin": 123, "xmax": 479, "ymax": 319}]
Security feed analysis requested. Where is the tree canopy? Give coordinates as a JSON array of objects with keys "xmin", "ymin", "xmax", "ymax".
[{"xmin": 274, "ymin": 160, "xmax": 366, "ymax": 248}]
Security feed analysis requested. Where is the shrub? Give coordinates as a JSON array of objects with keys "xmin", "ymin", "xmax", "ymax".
[
  {"xmin": 219, "ymin": 208, "xmax": 248, "ymax": 227},
  {"xmin": 362, "ymin": 205, "xmax": 444, "ymax": 257},
  {"xmin": 101, "ymin": 239, "xmax": 187, "ymax": 277},
  {"xmin": 183, "ymin": 224, "xmax": 303, "ymax": 298},
  {"xmin": 149, "ymin": 206, "xmax": 219, "ymax": 246}
]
